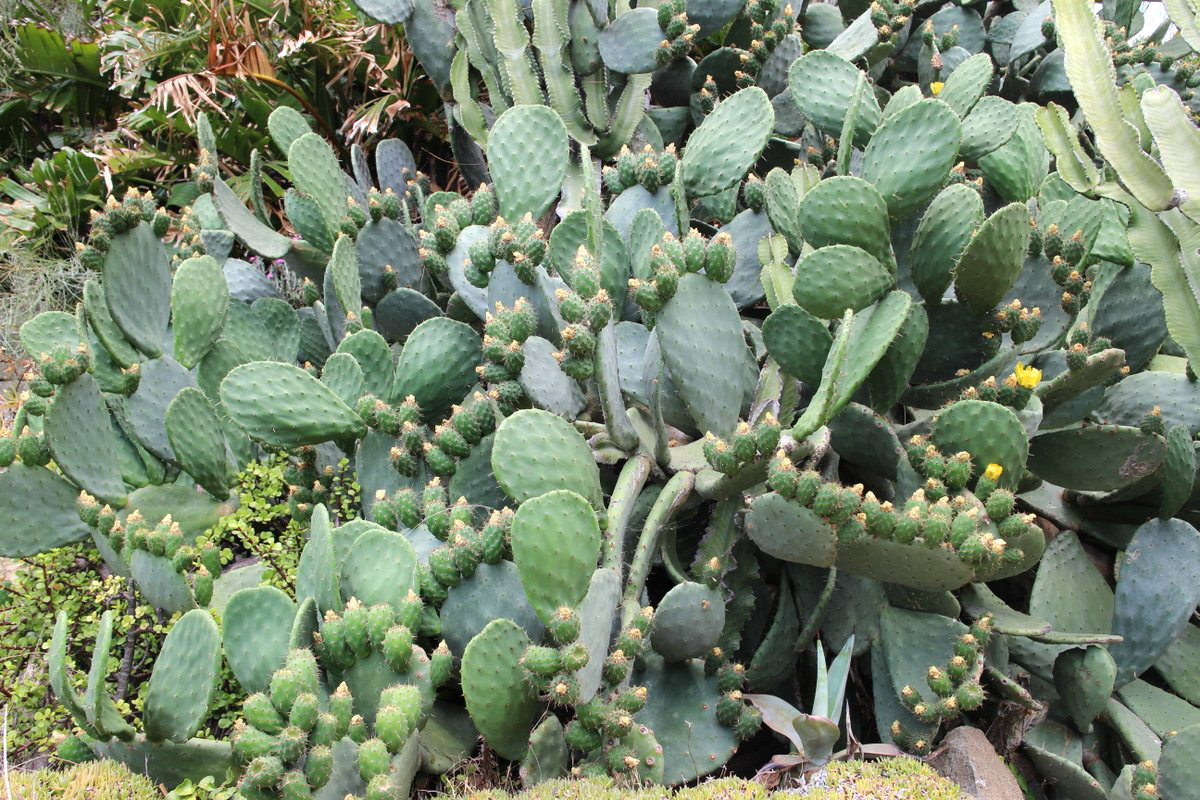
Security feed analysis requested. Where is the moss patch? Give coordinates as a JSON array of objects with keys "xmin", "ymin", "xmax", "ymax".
[{"xmin": 451, "ymin": 759, "xmax": 963, "ymax": 799}]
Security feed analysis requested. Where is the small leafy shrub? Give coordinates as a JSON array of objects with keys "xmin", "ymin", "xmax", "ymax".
[
  {"xmin": 0, "ymin": 545, "xmax": 168, "ymax": 761},
  {"xmin": 165, "ymin": 775, "xmax": 241, "ymax": 800},
  {"xmin": 201, "ymin": 453, "xmax": 359, "ymax": 594}
]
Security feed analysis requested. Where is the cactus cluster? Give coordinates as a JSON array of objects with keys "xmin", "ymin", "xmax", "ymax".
[{"xmin": 8, "ymin": 0, "xmax": 1200, "ymax": 795}]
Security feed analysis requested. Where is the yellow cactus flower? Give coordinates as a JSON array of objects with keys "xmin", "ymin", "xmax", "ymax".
[
  {"xmin": 930, "ymin": 81, "xmax": 945, "ymax": 95},
  {"xmin": 1013, "ymin": 362, "xmax": 1043, "ymax": 389},
  {"xmin": 984, "ymin": 463, "xmax": 1004, "ymax": 481}
]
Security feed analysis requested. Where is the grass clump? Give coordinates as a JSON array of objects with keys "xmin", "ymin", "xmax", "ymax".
[
  {"xmin": 451, "ymin": 760, "xmax": 962, "ymax": 799},
  {"xmin": 5, "ymin": 759, "xmax": 160, "ymax": 800}
]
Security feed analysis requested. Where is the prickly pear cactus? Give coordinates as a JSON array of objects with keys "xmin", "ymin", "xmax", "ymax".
[{"xmin": 19, "ymin": 0, "xmax": 1200, "ymax": 793}]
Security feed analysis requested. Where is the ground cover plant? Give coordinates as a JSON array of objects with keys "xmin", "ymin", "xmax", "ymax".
[{"xmin": 2, "ymin": 0, "xmax": 1200, "ymax": 796}]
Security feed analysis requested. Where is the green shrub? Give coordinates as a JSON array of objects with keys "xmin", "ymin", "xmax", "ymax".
[
  {"xmin": 0, "ymin": 544, "xmax": 168, "ymax": 760},
  {"xmin": 202, "ymin": 453, "xmax": 358, "ymax": 594},
  {"xmin": 0, "ymin": 454, "xmax": 358, "ymax": 758}
]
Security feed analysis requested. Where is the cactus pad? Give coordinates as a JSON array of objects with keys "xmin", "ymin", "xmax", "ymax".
[
  {"xmin": 340, "ymin": 527, "xmax": 420, "ymax": 609},
  {"xmin": 511, "ymin": 489, "xmax": 601, "ymax": 624},
  {"xmin": 143, "ymin": 609, "xmax": 221, "ymax": 742},
  {"xmin": 1109, "ymin": 518, "xmax": 1200, "ymax": 687},
  {"xmin": 635, "ymin": 655, "xmax": 737, "ymax": 785},
  {"xmin": 103, "ymin": 223, "xmax": 171, "ymax": 357},
  {"xmin": 165, "ymin": 388, "xmax": 231, "ymax": 499},
  {"xmin": 931, "ymin": 400, "xmax": 1027, "ymax": 490},
  {"xmin": 952, "ymin": 202, "xmax": 1033, "ymax": 313},
  {"xmin": 390, "ymin": 318, "xmax": 481, "ymax": 421},
  {"xmin": 461, "ymin": 619, "xmax": 539, "ymax": 760},
  {"xmin": 221, "ymin": 361, "xmax": 367, "ymax": 448},
  {"xmin": 651, "ymin": 581, "xmax": 726, "ymax": 661},
  {"xmin": 792, "ymin": 245, "xmax": 893, "ymax": 319},
  {"xmin": 860, "ymin": 99, "xmax": 962, "ymax": 222},
  {"xmin": 492, "ymin": 409, "xmax": 603, "ymax": 508},
  {"xmin": 655, "ymin": 273, "xmax": 752, "ymax": 437},
  {"xmin": 222, "ymin": 586, "xmax": 295, "ymax": 694},
  {"xmin": 45, "ymin": 374, "xmax": 128, "ymax": 505},
  {"xmin": 487, "ymin": 105, "xmax": 569, "ymax": 222},
  {"xmin": 441, "ymin": 560, "xmax": 545, "ymax": 656},
  {"xmin": 762, "ymin": 304, "xmax": 833, "ymax": 386}
]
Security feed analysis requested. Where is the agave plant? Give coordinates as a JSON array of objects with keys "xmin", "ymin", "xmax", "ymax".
[{"xmin": 744, "ymin": 635, "xmax": 889, "ymax": 776}]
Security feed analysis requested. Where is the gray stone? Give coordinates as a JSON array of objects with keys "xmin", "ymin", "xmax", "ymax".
[{"xmin": 930, "ymin": 726, "xmax": 1027, "ymax": 800}]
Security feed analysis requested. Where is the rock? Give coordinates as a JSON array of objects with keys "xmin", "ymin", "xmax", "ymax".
[{"xmin": 930, "ymin": 726, "xmax": 1026, "ymax": 800}]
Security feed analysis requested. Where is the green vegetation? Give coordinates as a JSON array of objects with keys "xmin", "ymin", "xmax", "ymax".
[
  {"xmin": 451, "ymin": 762, "xmax": 963, "ymax": 799},
  {"xmin": 6, "ymin": 759, "xmax": 161, "ymax": 800},
  {"xmin": 0, "ymin": 454, "xmax": 360, "ymax": 760},
  {"xmin": 1, "ymin": 0, "xmax": 1199, "ymax": 797}
]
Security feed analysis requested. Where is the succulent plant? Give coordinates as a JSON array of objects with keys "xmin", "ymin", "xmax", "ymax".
[
  {"xmin": 745, "ymin": 636, "xmax": 858, "ymax": 771},
  {"xmin": 8, "ymin": 0, "xmax": 1200, "ymax": 795}
]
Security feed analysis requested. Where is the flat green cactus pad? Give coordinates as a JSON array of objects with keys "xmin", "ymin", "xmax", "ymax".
[
  {"xmin": 1027, "ymin": 425, "xmax": 1165, "ymax": 492},
  {"xmin": 520, "ymin": 716, "xmax": 569, "ymax": 786},
  {"xmin": 651, "ymin": 581, "xmax": 726, "ymax": 661},
  {"xmin": 103, "ymin": 223, "xmax": 171, "ymax": 358},
  {"xmin": 46, "ymin": 373, "xmax": 128, "ymax": 506},
  {"xmin": 1160, "ymin": 723, "xmax": 1200, "ymax": 798},
  {"xmin": 792, "ymin": 245, "xmax": 893, "ymax": 319},
  {"xmin": 798, "ymin": 176, "xmax": 895, "ymax": 273},
  {"xmin": 84, "ymin": 281, "xmax": 139, "ymax": 368},
  {"xmin": 296, "ymin": 505, "xmax": 341, "ymax": 614},
  {"xmin": 909, "ymin": 184, "xmax": 984, "ymax": 305},
  {"xmin": 931, "ymin": 400, "xmax": 1027, "ymax": 490},
  {"xmin": 762, "ymin": 304, "xmax": 833, "ymax": 386},
  {"xmin": 937, "ymin": 53, "xmax": 995, "ymax": 118},
  {"xmin": 165, "ymin": 387, "xmax": 231, "ymax": 500},
  {"xmin": 655, "ymin": 273, "xmax": 753, "ymax": 438},
  {"xmin": 879, "ymin": 606, "xmax": 967, "ymax": 703},
  {"xmin": 952, "ymin": 202, "xmax": 1033, "ymax": 314},
  {"xmin": 340, "ymin": 527, "xmax": 420, "ymax": 608},
  {"xmin": 20, "ymin": 310, "xmax": 79, "ymax": 362},
  {"xmin": 0, "ymin": 464, "xmax": 93, "ymax": 557},
  {"xmin": 91, "ymin": 736, "xmax": 234, "ymax": 789},
  {"xmin": 511, "ymin": 489, "xmax": 601, "ymax": 624},
  {"xmin": 635, "ymin": 655, "xmax": 737, "ymax": 785},
  {"xmin": 129, "ymin": 550, "xmax": 196, "ymax": 615},
  {"xmin": 143, "ymin": 609, "xmax": 221, "ymax": 743},
  {"xmin": 1109, "ymin": 518, "xmax": 1200, "ymax": 687},
  {"xmin": 221, "ymin": 585, "xmax": 295, "ymax": 695},
  {"xmin": 492, "ymin": 409, "xmax": 603, "ymax": 509},
  {"xmin": 288, "ymin": 133, "xmax": 349, "ymax": 231},
  {"xmin": 681, "ymin": 88, "xmax": 774, "ymax": 198},
  {"xmin": 220, "ymin": 361, "xmax": 366, "ymax": 448},
  {"xmin": 441, "ymin": 560, "xmax": 545, "ymax": 656},
  {"xmin": 461, "ymin": 619, "xmax": 539, "ymax": 761},
  {"xmin": 745, "ymin": 492, "xmax": 838, "ymax": 566},
  {"xmin": 390, "ymin": 317, "xmax": 481, "ymax": 421},
  {"xmin": 788, "ymin": 51, "xmax": 881, "ymax": 145},
  {"xmin": 212, "ymin": 177, "xmax": 289, "ymax": 259},
  {"xmin": 860, "ymin": 99, "xmax": 961, "ymax": 221},
  {"xmin": 487, "ymin": 105, "xmax": 569, "ymax": 222}
]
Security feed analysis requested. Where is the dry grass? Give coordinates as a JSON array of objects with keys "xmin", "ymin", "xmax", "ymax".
[{"xmin": 0, "ymin": 244, "xmax": 90, "ymax": 356}]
